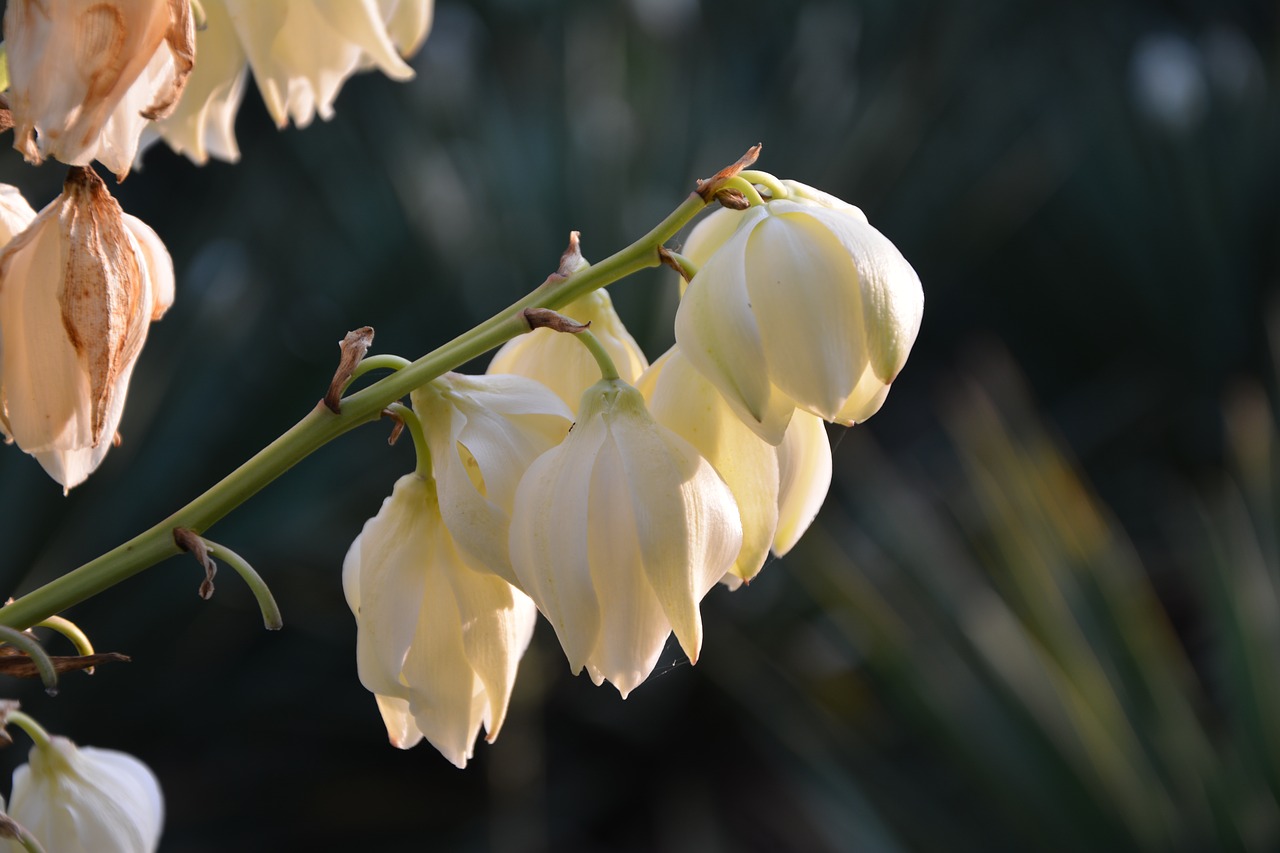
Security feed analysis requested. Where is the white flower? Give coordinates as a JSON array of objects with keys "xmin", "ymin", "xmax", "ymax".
[
  {"xmin": 410, "ymin": 372, "xmax": 572, "ymax": 586},
  {"xmin": 151, "ymin": 0, "xmax": 434, "ymax": 163},
  {"xmin": 674, "ymin": 180, "xmax": 924, "ymax": 443},
  {"xmin": 344, "ymin": 471, "xmax": 537, "ymax": 768},
  {"xmin": 0, "ymin": 167, "xmax": 174, "ymax": 490},
  {"xmin": 7, "ymin": 736, "xmax": 163, "ymax": 853},
  {"xmin": 638, "ymin": 345, "xmax": 831, "ymax": 587},
  {"xmin": 487, "ymin": 289, "xmax": 649, "ymax": 409},
  {"xmin": 508, "ymin": 379, "xmax": 742, "ymax": 697},
  {"xmin": 5, "ymin": 0, "xmax": 194, "ymax": 179}
]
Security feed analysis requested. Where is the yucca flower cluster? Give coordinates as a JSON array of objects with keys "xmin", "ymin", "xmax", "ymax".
[
  {"xmin": 0, "ymin": 0, "xmax": 434, "ymax": 489},
  {"xmin": 345, "ymin": 180, "xmax": 925, "ymax": 766}
]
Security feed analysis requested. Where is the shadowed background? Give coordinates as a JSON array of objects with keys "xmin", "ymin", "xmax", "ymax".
[{"xmin": 0, "ymin": 0, "xmax": 1277, "ymax": 850}]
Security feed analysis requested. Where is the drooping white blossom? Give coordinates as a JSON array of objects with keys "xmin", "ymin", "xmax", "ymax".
[
  {"xmin": 508, "ymin": 378, "xmax": 741, "ymax": 697},
  {"xmin": 0, "ymin": 167, "xmax": 174, "ymax": 490},
  {"xmin": 344, "ymin": 471, "xmax": 537, "ymax": 768},
  {"xmin": 638, "ymin": 345, "xmax": 831, "ymax": 587},
  {"xmin": 675, "ymin": 180, "xmax": 924, "ymax": 443},
  {"xmin": 488, "ymin": 288, "xmax": 649, "ymax": 410},
  {"xmin": 410, "ymin": 372, "xmax": 572, "ymax": 586},
  {"xmin": 7, "ymin": 736, "xmax": 163, "ymax": 853},
  {"xmin": 151, "ymin": 0, "xmax": 435, "ymax": 163},
  {"xmin": 5, "ymin": 0, "xmax": 195, "ymax": 178}
]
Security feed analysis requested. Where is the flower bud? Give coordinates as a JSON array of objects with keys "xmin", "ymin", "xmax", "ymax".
[
  {"xmin": 0, "ymin": 167, "xmax": 174, "ymax": 490},
  {"xmin": 344, "ymin": 472, "xmax": 537, "ymax": 768},
  {"xmin": 674, "ymin": 180, "xmax": 924, "ymax": 443},
  {"xmin": 638, "ymin": 345, "xmax": 831, "ymax": 587},
  {"xmin": 508, "ymin": 379, "xmax": 742, "ymax": 697},
  {"xmin": 8, "ymin": 736, "xmax": 163, "ymax": 853},
  {"xmin": 410, "ymin": 373, "xmax": 572, "ymax": 586},
  {"xmin": 5, "ymin": 0, "xmax": 195, "ymax": 178},
  {"xmin": 487, "ymin": 289, "xmax": 649, "ymax": 409}
]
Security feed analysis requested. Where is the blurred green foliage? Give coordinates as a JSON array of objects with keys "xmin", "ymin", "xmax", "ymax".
[{"xmin": 0, "ymin": 0, "xmax": 1276, "ymax": 850}]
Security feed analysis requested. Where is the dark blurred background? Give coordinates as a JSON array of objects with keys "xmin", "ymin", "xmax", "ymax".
[{"xmin": 0, "ymin": 0, "xmax": 1278, "ymax": 850}]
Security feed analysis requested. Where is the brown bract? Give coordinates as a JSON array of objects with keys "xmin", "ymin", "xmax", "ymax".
[
  {"xmin": 56, "ymin": 166, "xmax": 149, "ymax": 446},
  {"xmin": 695, "ymin": 143, "xmax": 762, "ymax": 202}
]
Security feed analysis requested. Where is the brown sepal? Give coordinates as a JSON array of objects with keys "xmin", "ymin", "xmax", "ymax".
[
  {"xmin": 696, "ymin": 144, "xmax": 762, "ymax": 202},
  {"xmin": 324, "ymin": 326, "xmax": 375, "ymax": 413},
  {"xmin": 0, "ymin": 648, "xmax": 130, "ymax": 679},
  {"xmin": 538, "ymin": 231, "xmax": 586, "ymax": 287},
  {"xmin": 658, "ymin": 247, "xmax": 692, "ymax": 282},
  {"xmin": 382, "ymin": 407, "xmax": 406, "ymax": 446},
  {"xmin": 173, "ymin": 527, "xmax": 216, "ymax": 599},
  {"xmin": 715, "ymin": 189, "xmax": 750, "ymax": 210},
  {"xmin": 522, "ymin": 307, "xmax": 589, "ymax": 334}
]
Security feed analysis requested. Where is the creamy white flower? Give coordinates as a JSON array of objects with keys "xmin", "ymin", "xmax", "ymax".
[
  {"xmin": 7, "ymin": 736, "xmax": 163, "ymax": 853},
  {"xmin": 410, "ymin": 372, "xmax": 572, "ymax": 586},
  {"xmin": 6, "ymin": 0, "xmax": 194, "ymax": 179},
  {"xmin": 487, "ymin": 289, "xmax": 649, "ymax": 409},
  {"xmin": 0, "ymin": 187, "xmax": 38, "ymax": 247},
  {"xmin": 773, "ymin": 402, "xmax": 832, "ymax": 556},
  {"xmin": 638, "ymin": 345, "xmax": 831, "ymax": 587},
  {"xmin": 509, "ymin": 379, "xmax": 741, "ymax": 697},
  {"xmin": 0, "ymin": 167, "xmax": 174, "ymax": 490},
  {"xmin": 674, "ymin": 180, "xmax": 924, "ymax": 443},
  {"xmin": 344, "ymin": 471, "xmax": 537, "ymax": 768},
  {"xmin": 152, "ymin": 0, "xmax": 434, "ymax": 163},
  {"xmin": 145, "ymin": 0, "xmax": 248, "ymax": 164}
]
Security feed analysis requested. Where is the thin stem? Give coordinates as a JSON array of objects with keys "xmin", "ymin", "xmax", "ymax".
[
  {"xmin": 6, "ymin": 711, "xmax": 52, "ymax": 752},
  {"xmin": 387, "ymin": 402, "xmax": 431, "ymax": 479},
  {"xmin": 35, "ymin": 615, "xmax": 97, "ymax": 674},
  {"xmin": 575, "ymin": 330, "xmax": 620, "ymax": 381},
  {"xmin": 346, "ymin": 353, "xmax": 413, "ymax": 390},
  {"xmin": 738, "ymin": 170, "xmax": 789, "ymax": 200},
  {"xmin": 35, "ymin": 615, "xmax": 94, "ymax": 657},
  {"xmin": 203, "ymin": 540, "xmax": 283, "ymax": 631},
  {"xmin": 720, "ymin": 176, "xmax": 767, "ymax": 207},
  {"xmin": 0, "ymin": 628, "xmax": 56, "ymax": 695},
  {"xmin": 0, "ymin": 190, "xmax": 710, "ymax": 631}
]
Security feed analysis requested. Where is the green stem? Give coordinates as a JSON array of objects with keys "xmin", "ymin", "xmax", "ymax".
[
  {"xmin": 35, "ymin": 615, "xmax": 94, "ymax": 658},
  {"xmin": 575, "ymin": 330, "xmax": 620, "ymax": 382},
  {"xmin": 346, "ymin": 353, "xmax": 412, "ymax": 390},
  {"xmin": 203, "ymin": 539, "xmax": 283, "ymax": 631},
  {"xmin": 0, "ymin": 628, "xmax": 56, "ymax": 695},
  {"xmin": 6, "ymin": 711, "xmax": 52, "ymax": 752},
  {"xmin": 0, "ymin": 191, "xmax": 710, "ymax": 631},
  {"xmin": 387, "ymin": 402, "xmax": 431, "ymax": 479},
  {"xmin": 720, "ymin": 176, "xmax": 767, "ymax": 207},
  {"xmin": 737, "ymin": 170, "xmax": 789, "ymax": 200}
]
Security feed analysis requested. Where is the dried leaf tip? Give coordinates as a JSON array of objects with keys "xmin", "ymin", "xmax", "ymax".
[
  {"xmin": 696, "ymin": 143, "xmax": 763, "ymax": 201},
  {"xmin": 522, "ymin": 308, "xmax": 589, "ymax": 334},
  {"xmin": 325, "ymin": 326, "xmax": 376, "ymax": 413},
  {"xmin": 173, "ymin": 527, "xmax": 217, "ymax": 600}
]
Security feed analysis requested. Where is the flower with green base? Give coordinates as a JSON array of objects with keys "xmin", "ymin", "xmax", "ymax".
[
  {"xmin": 5, "ymin": 719, "xmax": 162, "ymax": 853},
  {"xmin": 410, "ymin": 372, "xmax": 572, "ymax": 586},
  {"xmin": 344, "ymin": 454, "xmax": 537, "ymax": 767},
  {"xmin": 508, "ymin": 378, "xmax": 742, "ymax": 697},
  {"xmin": 675, "ymin": 178, "xmax": 924, "ymax": 444}
]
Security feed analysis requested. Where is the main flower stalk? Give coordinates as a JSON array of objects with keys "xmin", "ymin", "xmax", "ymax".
[{"xmin": 0, "ymin": 191, "xmax": 711, "ymax": 631}]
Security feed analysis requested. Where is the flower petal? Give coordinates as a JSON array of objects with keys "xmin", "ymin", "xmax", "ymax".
[{"xmin": 773, "ymin": 411, "xmax": 831, "ymax": 555}]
